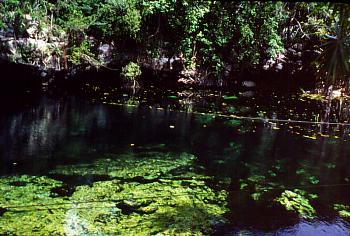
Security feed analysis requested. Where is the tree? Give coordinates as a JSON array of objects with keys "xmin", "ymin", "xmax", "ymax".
[
  {"xmin": 316, "ymin": 4, "xmax": 350, "ymax": 90},
  {"xmin": 121, "ymin": 61, "xmax": 142, "ymax": 91}
]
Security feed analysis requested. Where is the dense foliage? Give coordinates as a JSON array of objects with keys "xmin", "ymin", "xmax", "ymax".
[{"xmin": 0, "ymin": 1, "xmax": 349, "ymax": 89}]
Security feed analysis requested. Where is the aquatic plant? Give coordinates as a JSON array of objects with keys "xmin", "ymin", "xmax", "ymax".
[
  {"xmin": 275, "ymin": 189, "xmax": 316, "ymax": 218},
  {"xmin": 226, "ymin": 106, "xmax": 237, "ymax": 114},
  {"xmin": 239, "ymin": 174, "xmax": 282, "ymax": 201},
  {"xmin": 69, "ymin": 179, "xmax": 227, "ymax": 235},
  {"xmin": 0, "ymin": 151, "xmax": 227, "ymax": 235},
  {"xmin": 222, "ymin": 95, "xmax": 238, "ymax": 101},
  {"xmin": 194, "ymin": 113, "xmax": 216, "ymax": 126},
  {"xmin": 50, "ymin": 151, "xmax": 201, "ymax": 180},
  {"xmin": 0, "ymin": 175, "xmax": 68, "ymax": 235},
  {"xmin": 0, "ymin": 175, "xmax": 65, "ymax": 207},
  {"xmin": 296, "ymin": 166, "xmax": 321, "ymax": 186},
  {"xmin": 223, "ymin": 119, "xmax": 242, "ymax": 127},
  {"xmin": 299, "ymin": 89, "xmax": 325, "ymax": 101},
  {"xmin": 334, "ymin": 204, "xmax": 350, "ymax": 218}
]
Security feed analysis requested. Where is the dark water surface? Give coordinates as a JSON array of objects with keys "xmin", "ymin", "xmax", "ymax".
[{"xmin": 1, "ymin": 89, "xmax": 350, "ymax": 235}]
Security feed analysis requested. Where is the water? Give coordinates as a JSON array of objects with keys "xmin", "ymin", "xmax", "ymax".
[{"xmin": 1, "ymin": 88, "xmax": 350, "ymax": 235}]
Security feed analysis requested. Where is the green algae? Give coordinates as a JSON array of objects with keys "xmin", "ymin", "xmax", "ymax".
[
  {"xmin": 237, "ymin": 161, "xmax": 321, "ymax": 218},
  {"xmin": 222, "ymin": 95, "xmax": 238, "ymax": 100},
  {"xmin": 275, "ymin": 189, "xmax": 316, "ymax": 218},
  {"xmin": 223, "ymin": 119, "xmax": 242, "ymax": 127},
  {"xmin": 68, "ymin": 179, "xmax": 227, "ymax": 235},
  {"xmin": 50, "ymin": 151, "xmax": 201, "ymax": 181},
  {"xmin": 0, "ymin": 175, "xmax": 65, "ymax": 207},
  {"xmin": 0, "ymin": 151, "xmax": 227, "ymax": 235},
  {"xmin": 237, "ymin": 160, "xmax": 320, "ymax": 217},
  {"xmin": 194, "ymin": 113, "xmax": 216, "ymax": 125},
  {"xmin": 0, "ymin": 175, "xmax": 69, "ymax": 235},
  {"xmin": 239, "ymin": 174, "xmax": 283, "ymax": 201},
  {"xmin": 299, "ymin": 90, "xmax": 325, "ymax": 101},
  {"xmin": 226, "ymin": 107, "xmax": 237, "ymax": 114},
  {"xmin": 308, "ymin": 176, "xmax": 319, "ymax": 185},
  {"xmin": 334, "ymin": 204, "xmax": 350, "ymax": 218}
]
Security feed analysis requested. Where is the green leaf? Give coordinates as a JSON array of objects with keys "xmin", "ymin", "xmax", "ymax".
[{"xmin": 222, "ymin": 95, "xmax": 238, "ymax": 100}]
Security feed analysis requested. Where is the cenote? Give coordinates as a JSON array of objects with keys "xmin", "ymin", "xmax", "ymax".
[
  {"xmin": 1, "ymin": 87, "xmax": 350, "ymax": 235},
  {"xmin": 2, "ymin": 1, "xmax": 350, "ymax": 235}
]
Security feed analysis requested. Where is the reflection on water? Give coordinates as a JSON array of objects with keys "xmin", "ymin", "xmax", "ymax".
[
  {"xmin": 1, "ymin": 90, "xmax": 350, "ymax": 235},
  {"xmin": 279, "ymin": 220, "xmax": 350, "ymax": 236},
  {"xmin": 225, "ymin": 219, "xmax": 350, "ymax": 236}
]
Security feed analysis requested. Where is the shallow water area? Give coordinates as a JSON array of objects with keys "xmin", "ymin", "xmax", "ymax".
[{"xmin": 1, "ymin": 88, "xmax": 350, "ymax": 235}]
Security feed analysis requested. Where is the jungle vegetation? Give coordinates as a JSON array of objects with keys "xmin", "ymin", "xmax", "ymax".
[{"xmin": 0, "ymin": 1, "xmax": 349, "ymax": 90}]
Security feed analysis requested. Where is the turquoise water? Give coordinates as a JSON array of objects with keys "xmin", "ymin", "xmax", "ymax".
[{"xmin": 1, "ymin": 90, "xmax": 350, "ymax": 235}]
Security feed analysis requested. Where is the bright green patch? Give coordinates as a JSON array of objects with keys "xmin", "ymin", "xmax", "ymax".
[
  {"xmin": 308, "ymin": 176, "xmax": 319, "ymax": 185},
  {"xmin": 299, "ymin": 89, "xmax": 325, "ymax": 101},
  {"xmin": 334, "ymin": 204, "xmax": 350, "ymax": 218},
  {"xmin": 51, "ymin": 152, "xmax": 200, "ymax": 180},
  {"xmin": 69, "ymin": 179, "xmax": 227, "ymax": 235},
  {"xmin": 275, "ymin": 189, "xmax": 316, "ymax": 218},
  {"xmin": 121, "ymin": 62, "xmax": 142, "ymax": 81},
  {"xmin": 296, "ymin": 168, "xmax": 306, "ymax": 175},
  {"xmin": 0, "ymin": 151, "xmax": 227, "ymax": 235},
  {"xmin": 0, "ymin": 175, "xmax": 68, "ymax": 235},
  {"xmin": 222, "ymin": 95, "xmax": 238, "ymax": 100}
]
